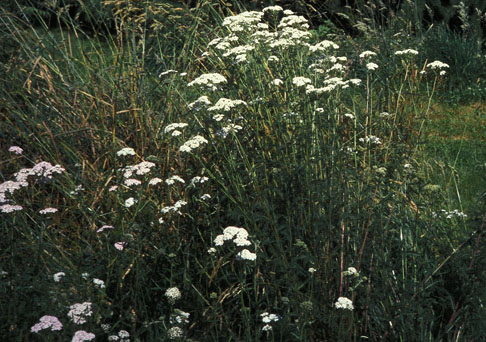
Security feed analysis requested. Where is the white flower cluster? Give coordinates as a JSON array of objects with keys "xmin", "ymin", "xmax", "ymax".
[
  {"xmin": 190, "ymin": 176, "xmax": 209, "ymax": 186},
  {"xmin": 309, "ymin": 40, "xmax": 339, "ymax": 53},
  {"xmin": 262, "ymin": 5, "xmax": 283, "ymax": 13},
  {"xmin": 214, "ymin": 226, "xmax": 251, "ymax": 247},
  {"xmin": 165, "ymin": 175, "xmax": 185, "ymax": 185},
  {"xmin": 359, "ymin": 50, "xmax": 376, "ymax": 58},
  {"xmin": 53, "ymin": 271, "xmax": 65, "ymax": 282},
  {"xmin": 67, "ymin": 302, "xmax": 93, "ymax": 324},
  {"xmin": 222, "ymin": 11, "xmax": 263, "ymax": 32},
  {"xmin": 165, "ymin": 123, "xmax": 188, "ymax": 137},
  {"xmin": 121, "ymin": 161, "xmax": 155, "ymax": 178},
  {"xmin": 271, "ymin": 78, "xmax": 283, "ymax": 86},
  {"xmin": 278, "ymin": 15, "xmax": 309, "ymax": 29},
  {"xmin": 292, "ymin": 76, "xmax": 312, "ymax": 87},
  {"xmin": 108, "ymin": 329, "xmax": 130, "ymax": 342},
  {"xmin": 359, "ymin": 135, "xmax": 382, "ymax": 145},
  {"xmin": 433, "ymin": 209, "xmax": 467, "ymax": 219},
  {"xmin": 179, "ymin": 135, "xmax": 208, "ymax": 153},
  {"xmin": 124, "ymin": 178, "xmax": 141, "ymax": 187},
  {"xmin": 116, "ymin": 147, "xmax": 135, "ymax": 157},
  {"xmin": 334, "ymin": 296, "xmax": 354, "ymax": 310},
  {"xmin": 188, "ymin": 73, "xmax": 227, "ymax": 91},
  {"xmin": 395, "ymin": 49, "xmax": 419, "ymax": 56},
  {"xmin": 161, "ymin": 200, "xmax": 187, "ymax": 214},
  {"xmin": 236, "ymin": 249, "xmax": 257, "ymax": 261},
  {"xmin": 167, "ymin": 326, "xmax": 183, "ymax": 340},
  {"xmin": 343, "ymin": 267, "xmax": 358, "ymax": 277},
  {"xmin": 170, "ymin": 309, "xmax": 190, "ymax": 325},
  {"xmin": 366, "ymin": 62, "xmax": 379, "ymax": 71},
  {"xmin": 165, "ymin": 287, "xmax": 182, "ymax": 304},
  {"xmin": 261, "ymin": 312, "xmax": 280, "ymax": 332},
  {"xmin": 14, "ymin": 161, "xmax": 65, "ymax": 182},
  {"xmin": 208, "ymin": 98, "xmax": 247, "ymax": 112},
  {"xmin": 216, "ymin": 124, "xmax": 243, "ymax": 138},
  {"xmin": 188, "ymin": 95, "xmax": 212, "ymax": 111},
  {"xmin": 427, "ymin": 60, "xmax": 449, "ymax": 70}
]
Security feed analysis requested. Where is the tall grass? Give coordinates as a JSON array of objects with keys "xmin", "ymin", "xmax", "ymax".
[{"xmin": 1, "ymin": 3, "xmax": 485, "ymax": 341}]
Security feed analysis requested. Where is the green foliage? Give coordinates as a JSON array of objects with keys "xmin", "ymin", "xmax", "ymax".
[{"xmin": 1, "ymin": 3, "xmax": 485, "ymax": 341}]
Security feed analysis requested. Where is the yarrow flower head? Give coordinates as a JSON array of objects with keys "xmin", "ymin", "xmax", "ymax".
[
  {"xmin": 167, "ymin": 326, "xmax": 183, "ymax": 340},
  {"xmin": 334, "ymin": 296, "xmax": 354, "ymax": 310},
  {"xmin": 165, "ymin": 287, "xmax": 182, "ymax": 304},
  {"xmin": 67, "ymin": 302, "xmax": 93, "ymax": 324},
  {"xmin": 8, "ymin": 146, "xmax": 23, "ymax": 155},
  {"xmin": 97, "ymin": 225, "xmax": 114, "ymax": 233},
  {"xmin": 343, "ymin": 267, "xmax": 358, "ymax": 276},
  {"xmin": 236, "ymin": 249, "xmax": 257, "ymax": 261},
  {"xmin": 188, "ymin": 96, "xmax": 211, "ymax": 111},
  {"xmin": 116, "ymin": 148, "xmax": 135, "ymax": 157},
  {"xmin": 72, "ymin": 330, "xmax": 95, "ymax": 342},
  {"xmin": 188, "ymin": 73, "xmax": 227, "ymax": 91},
  {"xmin": 31, "ymin": 315, "xmax": 63, "ymax": 333},
  {"xmin": 53, "ymin": 272, "xmax": 65, "ymax": 282},
  {"xmin": 395, "ymin": 49, "xmax": 419, "ymax": 56},
  {"xmin": 208, "ymin": 98, "xmax": 247, "ymax": 112},
  {"xmin": 427, "ymin": 60, "xmax": 449, "ymax": 70},
  {"xmin": 179, "ymin": 135, "xmax": 208, "ymax": 153},
  {"xmin": 114, "ymin": 242, "xmax": 127, "ymax": 251},
  {"xmin": 292, "ymin": 77, "xmax": 312, "ymax": 88},
  {"xmin": 359, "ymin": 50, "xmax": 376, "ymax": 58},
  {"xmin": 39, "ymin": 207, "xmax": 58, "ymax": 215},
  {"xmin": 165, "ymin": 175, "xmax": 185, "ymax": 185},
  {"xmin": 366, "ymin": 62, "xmax": 379, "ymax": 71}
]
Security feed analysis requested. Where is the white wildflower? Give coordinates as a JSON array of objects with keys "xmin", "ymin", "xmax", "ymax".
[
  {"xmin": 395, "ymin": 49, "xmax": 419, "ymax": 56},
  {"xmin": 165, "ymin": 287, "xmax": 182, "ymax": 304},
  {"xmin": 335, "ymin": 297, "xmax": 354, "ymax": 310},
  {"xmin": 67, "ymin": 302, "xmax": 93, "ymax": 324},
  {"xmin": 427, "ymin": 60, "xmax": 449, "ymax": 69},
  {"xmin": 116, "ymin": 148, "xmax": 135, "ymax": 157},
  {"xmin": 149, "ymin": 177, "xmax": 163, "ymax": 186},
  {"xmin": 200, "ymin": 194, "xmax": 211, "ymax": 200},
  {"xmin": 292, "ymin": 77, "xmax": 312, "ymax": 87},
  {"xmin": 165, "ymin": 175, "xmax": 185, "ymax": 185},
  {"xmin": 188, "ymin": 73, "xmax": 227, "ymax": 91},
  {"xmin": 208, "ymin": 98, "xmax": 247, "ymax": 112},
  {"xmin": 164, "ymin": 123, "xmax": 188, "ymax": 134},
  {"xmin": 53, "ymin": 272, "xmax": 65, "ymax": 282},
  {"xmin": 236, "ymin": 249, "xmax": 257, "ymax": 261},
  {"xmin": 188, "ymin": 96, "xmax": 211, "ymax": 111},
  {"xmin": 366, "ymin": 62, "xmax": 379, "ymax": 71},
  {"xmin": 359, "ymin": 135, "xmax": 382, "ymax": 145},
  {"xmin": 343, "ymin": 267, "xmax": 358, "ymax": 276},
  {"xmin": 93, "ymin": 279, "xmax": 105, "ymax": 289},
  {"xmin": 124, "ymin": 178, "xmax": 141, "ymax": 187},
  {"xmin": 309, "ymin": 40, "xmax": 339, "ymax": 52},
  {"xmin": 308, "ymin": 267, "xmax": 317, "ymax": 273},
  {"xmin": 213, "ymin": 114, "xmax": 225, "ymax": 121},
  {"xmin": 359, "ymin": 50, "xmax": 376, "ymax": 58},
  {"xmin": 267, "ymin": 55, "xmax": 279, "ymax": 63},
  {"xmin": 124, "ymin": 197, "xmax": 136, "ymax": 208},
  {"xmin": 263, "ymin": 5, "xmax": 283, "ymax": 12},
  {"xmin": 167, "ymin": 326, "xmax": 183, "ymax": 340},
  {"xmin": 159, "ymin": 69, "xmax": 177, "ymax": 78},
  {"xmin": 179, "ymin": 135, "xmax": 208, "ymax": 153},
  {"xmin": 271, "ymin": 78, "xmax": 283, "ymax": 86}
]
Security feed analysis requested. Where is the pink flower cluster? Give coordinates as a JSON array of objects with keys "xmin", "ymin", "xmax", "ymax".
[{"xmin": 31, "ymin": 315, "xmax": 63, "ymax": 333}]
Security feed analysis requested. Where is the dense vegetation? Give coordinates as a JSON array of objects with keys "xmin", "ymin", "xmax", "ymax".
[{"xmin": 1, "ymin": 1, "xmax": 486, "ymax": 341}]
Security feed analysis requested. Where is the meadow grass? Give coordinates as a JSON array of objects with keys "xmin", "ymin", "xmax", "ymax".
[{"xmin": 1, "ymin": 2, "xmax": 486, "ymax": 341}]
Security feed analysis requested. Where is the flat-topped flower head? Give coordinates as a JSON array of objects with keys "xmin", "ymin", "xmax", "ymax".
[
  {"xmin": 335, "ymin": 296, "xmax": 354, "ymax": 310},
  {"xmin": 263, "ymin": 5, "xmax": 283, "ymax": 13},
  {"xmin": 359, "ymin": 50, "xmax": 376, "ymax": 58},
  {"xmin": 208, "ymin": 98, "xmax": 247, "ymax": 112},
  {"xmin": 165, "ymin": 287, "xmax": 182, "ymax": 304},
  {"xmin": 179, "ymin": 135, "xmax": 208, "ymax": 153},
  {"xmin": 188, "ymin": 96, "xmax": 211, "ymax": 111},
  {"xmin": 427, "ymin": 60, "xmax": 449, "ymax": 69},
  {"xmin": 31, "ymin": 315, "xmax": 63, "ymax": 333},
  {"xmin": 309, "ymin": 40, "xmax": 339, "ymax": 53},
  {"xmin": 292, "ymin": 77, "xmax": 312, "ymax": 87},
  {"xmin": 8, "ymin": 146, "xmax": 23, "ymax": 155},
  {"xmin": 236, "ymin": 249, "xmax": 257, "ymax": 261},
  {"xmin": 188, "ymin": 73, "xmax": 227, "ymax": 91},
  {"xmin": 395, "ymin": 49, "xmax": 419, "ymax": 56},
  {"xmin": 67, "ymin": 302, "xmax": 93, "ymax": 324},
  {"xmin": 72, "ymin": 330, "xmax": 95, "ymax": 342},
  {"xmin": 116, "ymin": 147, "xmax": 135, "ymax": 157},
  {"xmin": 366, "ymin": 62, "xmax": 379, "ymax": 71}
]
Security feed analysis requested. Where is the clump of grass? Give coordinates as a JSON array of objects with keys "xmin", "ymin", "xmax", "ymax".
[{"xmin": 1, "ymin": 3, "xmax": 486, "ymax": 341}]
